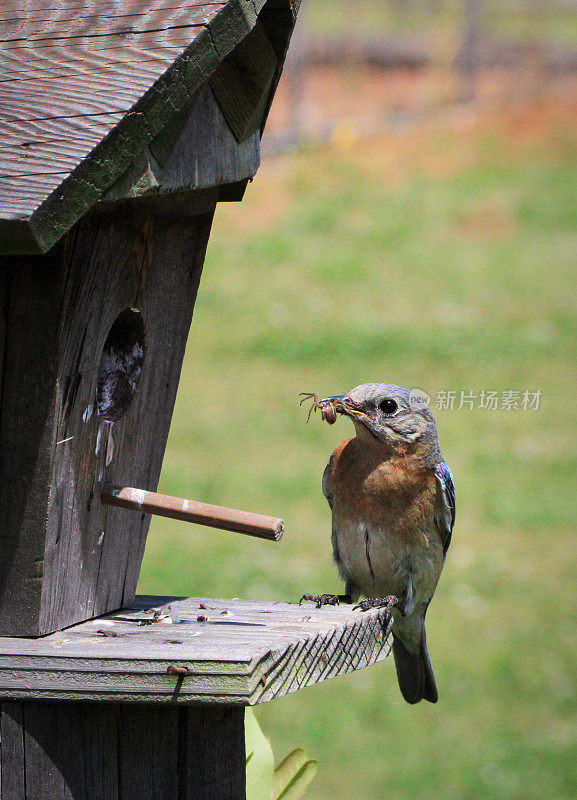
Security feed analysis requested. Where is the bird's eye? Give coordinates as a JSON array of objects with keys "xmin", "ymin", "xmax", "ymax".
[{"xmin": 379, "ymin": 398, "xmax": 398, "ymax": 415}]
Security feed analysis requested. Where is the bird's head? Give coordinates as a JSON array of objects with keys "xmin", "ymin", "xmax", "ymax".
[{"xmin": 321, "ymin": 383, "xmax": 440, "ymax": 457}]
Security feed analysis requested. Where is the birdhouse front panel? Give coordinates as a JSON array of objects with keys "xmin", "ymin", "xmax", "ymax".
[{"xmin": 0, "ymin": 203, "xmax": 214, "ymax": 635}]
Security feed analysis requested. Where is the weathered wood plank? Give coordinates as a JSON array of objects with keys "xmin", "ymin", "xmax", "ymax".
[
  {"xmin": 0, "ymin": 172, "xmax": 70, "ymax": 208},
  {"xmin": 0, "ymin": 247, "xmax": 65, "ymax": 635},
  {"xmin": 207, "ymin": 0, "xmax": 256, "ymax": 60},
  {"xmin": 0, "ymin": 204, "xmax": 215, "ymax": 636},
  {"xmin": 0, "ymin": 701, "xmax": 245, "ymax": 800},
  {"xmin": 0, "ymin": 146, "xmax": 105, "ymax": 181},
  {"xmin": 0, "ymin": 78, "xmax": 260, "ymax": 246},
  {"xmin": 0, "ymin": 597, "xmax": 392, "ymax": 703},
  {"xmin": 0, "ymin": 0, "xmax": 223, "ymax": 12},
  {"xmin": 118, "ymin": 705, "xmax": 179, "ymax": 800},
  {"xmin": 0, "ymin": 4, "xmax": 222, "ymax": 207},
  {"xmin": 210, "ymin": 19, "xmax": 277, "ymax": 142},
  {"xmin": 0, "ymin": 26, "xmax": 205, "ymax": 59},
  {"xmin": 0, "ymin": 3, "xmax": 224, "ymax": 43},
  {"xmin": 0, "ymin": 66, "xmax": 180, "ymax": 123},
  {"xmin": 103, "ymin": 83, "xmax": 260, "ymax": 201},
  {"xmin": 21, "ymin": 702, "xmax": 119, "ymax": 800},
  {"xmin": 0, "ymin": 46, "xmax": 183, "ymax": 83},
  {"xmin": 0, "ymin": 703, "xmax": 26, "ymax": 800},
  {"xmin": 256, "ymin": 0, "xmax": 299, "ymax": 135},
  {"xmin": 0, "ymin": 113, "xmax": 125, "ymax": 147},
  {"xmin": 258, "ymin": 5, "xmax": 295, "ymax": 58},
  {"xmin": 180, "ymin": 707, "xmax": 246, "ymax": 800}
]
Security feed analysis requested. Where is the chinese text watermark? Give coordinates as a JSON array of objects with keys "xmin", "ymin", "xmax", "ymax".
[{"xmin": 409, "ymin": 389, "xmax": 542, "ymax": 412}]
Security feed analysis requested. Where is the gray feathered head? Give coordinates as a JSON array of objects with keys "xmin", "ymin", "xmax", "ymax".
[{"xmin": 323, "ymin": 383, "xmax": 441, "ymax": 460}]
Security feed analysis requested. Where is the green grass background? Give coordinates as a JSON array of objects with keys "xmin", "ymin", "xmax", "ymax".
[
  {"xmin": 138, "ymin": 112, "xmax": 577, "ymax": 799},
  {"xmin": 307, "ymin": 0, "xmax": 577, "ymax": 48}
]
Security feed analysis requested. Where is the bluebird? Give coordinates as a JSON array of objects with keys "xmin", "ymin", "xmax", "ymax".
[{"xmin": 300, "ymin": 383, "xmax": 455, "ymax": 704}]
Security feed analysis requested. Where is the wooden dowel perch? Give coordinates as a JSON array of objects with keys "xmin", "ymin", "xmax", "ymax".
[{"xmin": 101, "ymin": 485, "xmax": 284, "ymax": 542}]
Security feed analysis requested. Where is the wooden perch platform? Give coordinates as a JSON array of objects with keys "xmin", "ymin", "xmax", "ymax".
[
  {"xmin": 0, "ymin": 597, "xmax": 391, "ymax": 799},
  {"xmin": 0, "ymin": 596, "xmax": 392, "ymax": 705}
]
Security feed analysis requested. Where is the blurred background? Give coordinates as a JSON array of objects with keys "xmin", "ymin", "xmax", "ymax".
[{"xmin": 137, "ymin": 2, "xmax": 577, "ymax": 798}]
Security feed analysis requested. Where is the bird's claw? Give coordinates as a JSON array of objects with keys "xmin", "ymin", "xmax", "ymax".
[
  {"xmin": 353, "ymin": 595, "xmax": 398, "ymax": 617},
  {"xmin": 299, "ymin": 593, "xmax": 340, "ymax": 608}
]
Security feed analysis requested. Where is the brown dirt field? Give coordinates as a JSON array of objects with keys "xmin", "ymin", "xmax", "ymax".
[{"xmin": 213, "ymin": 65, "xmax": 577, "ymax": 236}]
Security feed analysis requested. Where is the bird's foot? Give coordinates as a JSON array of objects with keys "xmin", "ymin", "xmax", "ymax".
[
  {"xmin": 299, "ymin": 593, "xmax": 341, "ymax": 608},
  {"xmin": 353, "ymin": 595, "xmax": 398, "ymax": 619}
]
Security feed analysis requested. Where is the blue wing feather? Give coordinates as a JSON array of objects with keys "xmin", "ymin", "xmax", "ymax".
[
  {"xmin": 434, "ymin": 461, "xmax": 456, "ymax": 555},
  {"xmin": 322, "ymin": 455, "xmax": 334, "ymax": 509}
]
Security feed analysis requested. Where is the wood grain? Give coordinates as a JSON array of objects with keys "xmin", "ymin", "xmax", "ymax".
[
  {"xmin": 21, "ymin": 702, "xmax": 119, "ymax": 800},
  {"xmin": 210, "ymin": 19, "xmax": 277, "ymax": 142},
  {"xmin": 0, "ymin": 701, "xmax": 245, "ymax": 800},
  {"xmin": 0, "ymin": 0, "xmax": 299, "ymax": 253},
  {"xmin": 102, "ymin": 82, "xmax": 260, "ymax": 203},
  {"xmin": 118, "ymin": 705, "xmax": 179, "ymax": 800},
  {"xmin": 180, "ymin": 706, "xmax": 246, "ymax": 800},
  {"xmin": 0, "ymin": 703, "xmax": 26, "ymax": 799},
  {"xmin": 0, "ymin": 203, "xmax": 215, "ymax": 636},
  {"xmin": 0, "ymin": 596, "xmax": 393, "ymax": 703},
  {"xmin": 0, "ymin": 3, "xmax": 224, "ymax": 44},
  {"xmin": 101, "ymin": 484, "xmax": 284, "ymax": 541},
  {"xmin": 0, "ymin": 67, "xmax": 179, "ymax": 123}
]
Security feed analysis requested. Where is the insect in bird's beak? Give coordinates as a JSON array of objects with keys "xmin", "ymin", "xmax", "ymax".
[
  {"xmin": 299, "ymin": 393, "xmax": 369, "ymax": 424},
  {"xmin": 299, "ymin": 393, "xmax": 336, "ymax": 423}
]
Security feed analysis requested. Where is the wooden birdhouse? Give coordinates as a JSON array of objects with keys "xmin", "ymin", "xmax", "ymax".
[
  {"xmin": 0, "ymin": 0, "xmax": 298, "ymax": 638},
  {"xmin": 0, "ymin": 4, "xmax": 392, "ymax": 798}
]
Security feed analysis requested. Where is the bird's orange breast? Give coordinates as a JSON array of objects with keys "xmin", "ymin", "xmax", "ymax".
[{"xmin": 329, "ymin": 437, "xmax": 437, "ymax": 544}]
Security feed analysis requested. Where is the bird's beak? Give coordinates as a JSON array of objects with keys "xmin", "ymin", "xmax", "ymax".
[{"xmin": 320, "ymin": 396, "xmax": 368, "ymax": 420}]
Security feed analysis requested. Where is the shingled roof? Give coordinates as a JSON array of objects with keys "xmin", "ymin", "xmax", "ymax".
[{"xmin": 0, "ymin": 0, "xmax": 298, "ymax": 253}]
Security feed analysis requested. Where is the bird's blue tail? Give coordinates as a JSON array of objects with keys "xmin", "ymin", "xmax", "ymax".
[{"xmin": 392, "ymin": 626, "xmax": 438, "ymax": 704}]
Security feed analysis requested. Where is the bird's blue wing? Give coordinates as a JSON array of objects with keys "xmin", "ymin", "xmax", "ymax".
[
  {"xmin": 434, "ymin": 461, "xmax": 455, "ymax": 556},
  {"xmin": 322, "ymin": 456, "xmax": 333, "ymax": 509}
]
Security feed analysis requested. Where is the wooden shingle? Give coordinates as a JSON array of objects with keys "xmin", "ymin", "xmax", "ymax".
[{"xmin": 0, "ymin": 0, "xmax": 299, "ymax": 253}]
